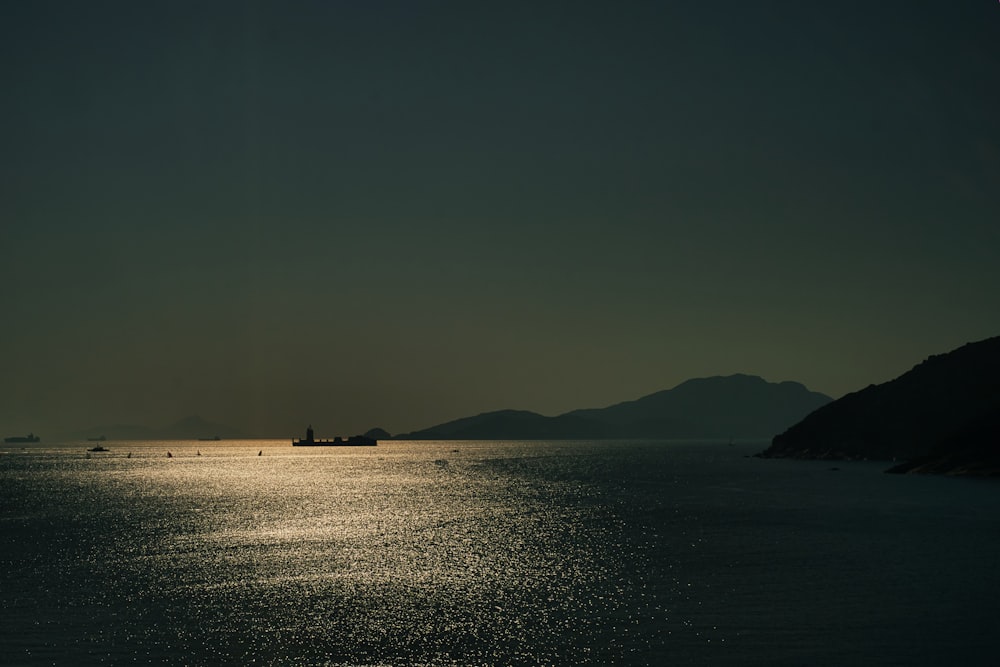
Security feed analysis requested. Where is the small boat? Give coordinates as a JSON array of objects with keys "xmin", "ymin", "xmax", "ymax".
[
  {"xmin": 87, "ymin": 445, "xmax": 110, "ymax": 452},
  {"xmin": 292, "ymin": 425, "xmax": 377, "ymax": 447},
  {"xmin": 4, "ymin": 433, "xmax": 40, "ymax": 443}
]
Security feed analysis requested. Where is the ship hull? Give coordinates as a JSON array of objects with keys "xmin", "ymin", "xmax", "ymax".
[{"xmin": 292, "ymin": 437, "xmax": 377, "ymax": 447}]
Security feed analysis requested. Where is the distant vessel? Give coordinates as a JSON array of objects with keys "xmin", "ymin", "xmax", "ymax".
[
  {"xmin": 292, "ymin": 425, "xmax": 377, "ymax": 447},
  {"xmin": 87, "ymin": 445, "xmax": 110, "ymax": 452},
  {"xmin": 4, "ymin": 433, "xmax": 40, "ymax": 443}
]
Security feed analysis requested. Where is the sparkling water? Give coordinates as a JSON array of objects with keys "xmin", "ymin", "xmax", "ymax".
[{"xmin": 2, "ymin": 440, "xmax": 998, "ymax": 665}]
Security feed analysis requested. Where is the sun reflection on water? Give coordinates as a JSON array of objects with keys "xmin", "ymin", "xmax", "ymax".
[
  {"xmin": 56, "ymin": 441, "xmax": 632, "ymax": 664},
  {"xmin": 8, "ymin": 439, "xmax": 996, "ymax": 665}
]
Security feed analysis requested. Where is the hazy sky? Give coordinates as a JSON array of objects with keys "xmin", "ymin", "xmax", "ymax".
[{"xmin": 3, "ymin": 1, "xmax": 999, "ymax": 437}]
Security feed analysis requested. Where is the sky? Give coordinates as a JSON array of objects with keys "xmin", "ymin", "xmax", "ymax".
[{"xmin": 2, "ymin": 1, "xmax": 999, "ymax": 437}]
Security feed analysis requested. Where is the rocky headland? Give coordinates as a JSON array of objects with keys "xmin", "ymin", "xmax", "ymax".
[{"xmin": 758, "ymin": 336, "xmax": 1000, "ymax": 475}]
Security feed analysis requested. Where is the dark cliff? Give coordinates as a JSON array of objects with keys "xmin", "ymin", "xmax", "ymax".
[{"xmin": 758, "ymin": 336, "xmax": 1000, "ymax": 474}]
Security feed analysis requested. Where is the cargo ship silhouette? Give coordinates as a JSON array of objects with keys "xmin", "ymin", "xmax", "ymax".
[{"xmin": 292, "ymin": 425, "xmax": 377, "ymax": 447}]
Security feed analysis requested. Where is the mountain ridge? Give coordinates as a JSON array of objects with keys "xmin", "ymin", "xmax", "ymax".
[
  {"xmin": 395, "ymin": 374, "xmax": 832, "ymax": 440},
  {"xmin": 44, "ymin": 374, "xmax": 834, "ymax": 442}
]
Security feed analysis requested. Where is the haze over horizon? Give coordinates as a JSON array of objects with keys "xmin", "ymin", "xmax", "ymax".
[{"xmin": 3, "ymin": 1, "xmax": 998, "ymax": 437}]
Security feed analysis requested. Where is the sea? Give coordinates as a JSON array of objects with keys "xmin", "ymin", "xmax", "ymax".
[{"xmin": 1, "ymin": 439, "xmax": 998, "ymax": 666}]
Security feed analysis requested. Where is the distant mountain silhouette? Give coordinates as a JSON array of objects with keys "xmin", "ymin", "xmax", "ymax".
[
  {"xmin": 395, "ymin": 375, "xmax": 831, "ymax": 440},
  {"xmin": 758, "ymin": 336, "xmax": 1000, "ymax": 475},
  {"xmin": 395, "ymin": 409, "xmax": 606, "ymax": 440},
  {"xmin": 65, "ymin": 415, "xmax": 245, "ymax": 441},
  {"xmin": 566, "ymin": 374, "xmax": 832, "ymax": 438}
]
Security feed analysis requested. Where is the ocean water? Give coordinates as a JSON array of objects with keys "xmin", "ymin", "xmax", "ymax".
[{"xmin": 1, "ymin": 439, "xmax": 998, "ymax": 666}]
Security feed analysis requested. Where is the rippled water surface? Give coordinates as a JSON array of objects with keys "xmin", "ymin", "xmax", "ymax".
[{"xmin": 2, "ymin": 440, "xmax": 999, "ymax": 665}]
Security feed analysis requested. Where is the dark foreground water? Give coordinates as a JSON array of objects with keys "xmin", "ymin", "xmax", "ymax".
[{"xmin": 1, "ymin": 439, "xmax": 998, "ymax": 666}]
